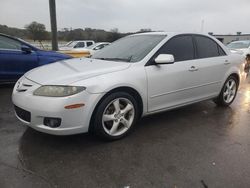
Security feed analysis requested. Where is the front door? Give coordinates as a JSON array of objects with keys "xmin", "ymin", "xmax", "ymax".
[{"xmin": 146, "ymin": 35, "xmax": 203, "ymax": 112}]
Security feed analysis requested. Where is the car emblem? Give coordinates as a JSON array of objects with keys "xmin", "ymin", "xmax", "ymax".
[{"xmin": 17, "ymin": 81, "xmax": 21, "ymax": 89}]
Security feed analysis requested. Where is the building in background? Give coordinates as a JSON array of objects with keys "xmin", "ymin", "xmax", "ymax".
[{"xmin": 209, "ymin": 32, "xmax": 250, "ymax": 45}]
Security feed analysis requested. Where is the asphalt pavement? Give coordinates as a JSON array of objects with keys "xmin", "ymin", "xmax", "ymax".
[{"xmin": 0, "ymin": 78, "xmax": 250, "ymax": 188}]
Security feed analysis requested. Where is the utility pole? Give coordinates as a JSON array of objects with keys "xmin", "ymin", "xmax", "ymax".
[{"xmin": 49, "ymin": 0, "xmax": 58, "ymax": 51}]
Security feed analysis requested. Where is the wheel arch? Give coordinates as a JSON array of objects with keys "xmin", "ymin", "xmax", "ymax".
[
  {"xmin": 223, "ymin": 67, "xmax": 241, "ymax": 87},
  {"xmin": 229, "ymin": 73, "xmax": 240, "ymax": 85},
  {"xmin": 88, "ymin": 86, "xmax": 144, "ymax": 132}
]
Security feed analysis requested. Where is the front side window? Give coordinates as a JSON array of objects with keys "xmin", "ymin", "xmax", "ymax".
[
  {"xmin": 195, "ymin": 36, "xmax": 221, "ymax": 58},
  {"xmin": 74, "ymin": 42, "xmax": 85, "ymax": 48},
  {"xmin": 92, "ymin": 35, "xmax": 166, "ymax": 63},
  {"xmin": 157, "ymin": 35, "xmax": 195, "ymax": 62},
  {"xmin": 0, "ymin": 36, "xmax": 21, "ymax": 50}
]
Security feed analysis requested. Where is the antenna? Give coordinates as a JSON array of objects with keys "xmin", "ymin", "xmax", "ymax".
[{"xmin": 201, "ymin": 19, "xmax": 204, "ymax": 33}]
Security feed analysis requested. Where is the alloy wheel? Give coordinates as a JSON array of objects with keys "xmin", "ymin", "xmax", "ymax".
[
  {"xmin": 223, "ymin": 79, "xmax": 237, "ymax": 104},
  {"xmin": 102, "ymin": 98, "xmax": 135, "ymax": 136}
]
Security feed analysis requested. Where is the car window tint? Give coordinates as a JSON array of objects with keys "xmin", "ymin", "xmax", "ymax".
[
  {"xmin": 195, "ymin": 36, "xmax": 220, "ymax": 58},
  {"xmin": 0, "ymin": 36, "xmax": 21, "ymax": 50},
  {"xmin": 218, "ymin": 45, "xmax": 226, "ymax": 56},
  {"xmin": 87, "ymin": 42, "xmax": 93, "ymax": 46},
  {"xmin": 158, "ymin": 35, "xmax": 194, "ymax": 62},
  {"xmin": 92, "ymin": 35, "xmax": 166, "ymax": 63}
]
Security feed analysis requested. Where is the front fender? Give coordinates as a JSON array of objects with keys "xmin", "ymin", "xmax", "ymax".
[{"xmin": 72, "ymin": 65, "xmax": 148, "ymax": 115}]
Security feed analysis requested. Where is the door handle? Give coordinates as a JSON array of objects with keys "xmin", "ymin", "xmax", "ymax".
[
  {"xmin": 224, "ymin": 60, "xmax": 230, "ymax": 65},
  {"xmin": 189, "ymin": 66, "xmax": 198, "ymax": 72}
]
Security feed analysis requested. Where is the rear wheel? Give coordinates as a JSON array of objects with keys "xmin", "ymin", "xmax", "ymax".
[
  {"xmin": 213, "ymin": 75, "xmax": 238, "ymax": 106},
  {"xmin": 92, "ymin": 92, "xmax": 139, "ymax": 140}
]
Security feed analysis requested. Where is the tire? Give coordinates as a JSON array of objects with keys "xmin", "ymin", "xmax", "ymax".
[
  {"xmin": 92, "ymin": 92, "xmax": 139, "ymax": 141},
  {"xmin": 213, "ymin": 75, "xmax": 239, "ymax": 106}
]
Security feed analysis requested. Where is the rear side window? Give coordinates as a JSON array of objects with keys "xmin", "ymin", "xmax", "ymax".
[
  {"xmin": 218, "ymin": 45, "xmax": 226, "ymax": 56},
  {"xmin": 158, "ymin": 35, "xmax": 194, "ymax": 62},
  {"xmin": 195, "ymin": 36, "xmax": 224, "ymax": 58},
  {"xmin": 87, "ymin": 42, "xmax": 93, "ymax": 46}
]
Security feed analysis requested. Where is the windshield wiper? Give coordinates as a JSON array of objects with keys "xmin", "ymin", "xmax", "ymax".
[{"xmin": 95, "ymin": 57, "xmax": 132, "ymax": 62}]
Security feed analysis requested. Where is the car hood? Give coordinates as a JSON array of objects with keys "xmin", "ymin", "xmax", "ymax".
[
  {"xmin": 36, "ymin": 50, "xmax": 72, "ymax": 59},
  {"xmin": 25, "ymin": 58, "xmax": 131, "ymax": 85}
]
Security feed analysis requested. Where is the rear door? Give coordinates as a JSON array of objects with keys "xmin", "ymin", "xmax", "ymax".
[
  {"xmin": 0, "ymin": 36, "xmax": 38, "ymax": 82},
  {"xmin": 192, "ymin": 35, "xmax": 229, "ymax": 97}
]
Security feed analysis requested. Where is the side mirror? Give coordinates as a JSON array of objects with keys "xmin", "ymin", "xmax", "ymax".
[
  {"xmin": 155, "ymin": 54, "xmax": 175, "ymax": 64},
  {"xmin": 21, "ymin": 45, "xmax": 32, "ymax": 54}
]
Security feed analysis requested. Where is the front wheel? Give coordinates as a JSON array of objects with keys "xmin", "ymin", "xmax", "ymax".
[
  {"xmin": 92, "ymin": 92, "xmax": 139, "ymax": 140},
  {"xmin": 213, "ymin": 75, "xmax": 239, "ymax": 106}
]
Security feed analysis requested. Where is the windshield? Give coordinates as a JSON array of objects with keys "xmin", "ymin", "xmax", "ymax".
[
  {"xmin": 227, "ymin": 41, "xmax": 250, "ymax": 49},
  {"xmin": 65, "ymin": 41, "xmax": 77, "ymax": 47},
  {"xmin": 91, "ymin": 35, "xmax": 166, "ymax": 62}
]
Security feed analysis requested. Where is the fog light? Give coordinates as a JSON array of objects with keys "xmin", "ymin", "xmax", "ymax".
[{"xmin": 44, "ymin": 117, "xmax": 61, "ymax": 128}]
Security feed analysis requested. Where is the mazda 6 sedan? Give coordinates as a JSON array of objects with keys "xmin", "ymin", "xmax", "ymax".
[{"xmin": 12, "ymin": 32, "xmax": 246, "ymax": 140}]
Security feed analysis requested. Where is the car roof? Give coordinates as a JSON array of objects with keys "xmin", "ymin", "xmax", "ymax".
[
  {"xmin": 0, "ymin": 33, "xmax": 18, "ymax": 40},
  {"xmin": 132, "ymin": 31, "xmax": 212, "ymax": 37},
  {"xmin": 74, "ymin": 40, "xmax": 95, "ymax": 42},
  {"xmin": 229, "ymin": 40, "xmax": 250, "ymax": 43}
]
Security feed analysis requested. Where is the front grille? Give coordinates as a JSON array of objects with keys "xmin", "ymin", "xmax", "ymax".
[
  {"xmin": 14, "ymin": 105, "xmax": 31, "ymax": 122},
  {"xmin": 16, "ymin": 77, "xmax": 34, "ymax": 92}
]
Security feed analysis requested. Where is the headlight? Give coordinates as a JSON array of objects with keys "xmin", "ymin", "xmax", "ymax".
[{"xmin": 33, "ymin": 86, "xmax": 86, "ymax": 97}]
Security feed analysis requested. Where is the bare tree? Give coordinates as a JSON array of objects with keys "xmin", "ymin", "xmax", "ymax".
[{"xmin": 25, "ymin": 21, "xmax": 48, "ymax": 42}]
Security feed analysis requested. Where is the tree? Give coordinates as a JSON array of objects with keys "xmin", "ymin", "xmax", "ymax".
[
  {"xmin": 25, "ymin": 21, "xmax": 49, "ymax": 42},
  {"xmin": 107, "ymin": 28, "xmax": 121, "ymax": 42},
  {"xmin": 138, "ymin": 28, "xmax": 152, "ymax": 33}
]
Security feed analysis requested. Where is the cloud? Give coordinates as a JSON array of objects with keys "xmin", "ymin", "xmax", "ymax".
[{"xmin": 0, "ymin": 0, "xmax": 249, "ymax": 34}]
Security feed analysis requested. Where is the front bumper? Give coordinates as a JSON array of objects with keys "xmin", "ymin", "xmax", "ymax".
[{"xmin": 12, "ymin": 76, "xmax": 101, "ymax": 135}]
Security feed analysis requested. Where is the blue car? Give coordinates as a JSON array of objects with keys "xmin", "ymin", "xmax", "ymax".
[{"xmin": 0, "ymin": 33, "xmax": 71, "ymax": 83}]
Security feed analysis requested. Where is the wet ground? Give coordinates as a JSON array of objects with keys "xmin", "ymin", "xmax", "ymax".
[{"xmin": 0, "ymin": 79, "xmax": 250, "ymax": 188}]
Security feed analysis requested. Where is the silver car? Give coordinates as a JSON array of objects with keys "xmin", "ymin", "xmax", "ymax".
[{"xmin": 12, "ymin": 32, "xmax": 246, "ymax": 140}]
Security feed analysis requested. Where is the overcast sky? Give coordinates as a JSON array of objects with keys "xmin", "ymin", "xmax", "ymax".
[{"xmin": 0, "ymin": 0, "xmax": 249, "ymax": 34}]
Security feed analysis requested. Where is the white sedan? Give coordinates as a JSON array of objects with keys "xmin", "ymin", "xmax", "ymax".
[
  {"xmin": 74, "ymin": 42, "xmax": 110, "ymax": 54},
  {"xmin": 227, "ymin": 40, "xmax": 250, "ymax": 57},
  {"xmin": 12, "ymin": 32, "xmax": 246, "ymax": 140}
]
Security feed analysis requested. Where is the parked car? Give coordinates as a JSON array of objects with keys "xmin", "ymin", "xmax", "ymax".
[
  {"xmin": 0, "ymin": 33, "xmax": 71, "ymax": 83},
  {"xmin": 12, "ymin": 32, "xmax": 246, "ymax": 140},
  {"xmin": 227, "ymin": 40, "xmax": 250, "ymax": 56},
  {"xmin": 60, "ymin": 42, "xmax": 110, "ymax": 58},
  {"xmin": 59, "ymin": 40, "xmax": 95, "ymax": 51}
]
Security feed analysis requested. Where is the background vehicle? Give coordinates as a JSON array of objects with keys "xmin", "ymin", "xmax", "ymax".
[
  {"xmin": 227, "ymin": 40, "xmax": 250, "ymax": 56},
  {"xmin": 60, "ymin": 42, "xmax": 110, "ymax": 58},
  {"xmin": 12, "ymin": 32, "xmax": 246, "ymax": 140},
  {"xmin": 0, "ymin": 33, "xmax": 71, "ymax": 83},
  {"xmin": 59, "ymin": 40, "xmax": 95, "ymax": 51}
]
